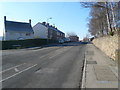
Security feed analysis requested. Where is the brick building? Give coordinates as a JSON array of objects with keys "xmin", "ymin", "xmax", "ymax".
[{"xmin": 69, "ymin": 35, "xmax": 79, "ymax": 42}]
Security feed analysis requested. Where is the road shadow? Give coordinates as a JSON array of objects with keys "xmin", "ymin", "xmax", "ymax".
[
  {"xmin": 25, "ymin": 42, "xmax": 91, "ymax": 50},
  {"xmin": 42, "ymin": 42, "xmax": 90, "ymax": 47}
]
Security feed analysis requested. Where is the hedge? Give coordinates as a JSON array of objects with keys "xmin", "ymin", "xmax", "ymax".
[{"xmin": 1, "ymin": 38, "xmax": 58, "ymax": 50}]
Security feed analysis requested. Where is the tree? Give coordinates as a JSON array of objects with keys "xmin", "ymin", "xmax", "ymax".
[
  {"xmin": 66, "ymin": 32, "xmax": 77, "ymax": 37},
  {"xmin": 80, "ymin": 2, "xmax": 119, "ymax": 37},
  {"xmin": 87, "ymin": 3, "xmax": 108, "ymax": 36}
]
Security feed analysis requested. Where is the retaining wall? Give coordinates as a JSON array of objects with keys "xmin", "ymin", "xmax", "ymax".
[{"xmin": 92, "ymin": 34, "xmax": 119, "ymax": 61}]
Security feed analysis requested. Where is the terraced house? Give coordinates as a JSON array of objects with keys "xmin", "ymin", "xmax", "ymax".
[
  {"xmin": 33, "ymin": 22, "xmax": 65, "ymax": 41},
  {"xmin": 3, "ymin": 16, "xmax": 34, "ymax": 41}
]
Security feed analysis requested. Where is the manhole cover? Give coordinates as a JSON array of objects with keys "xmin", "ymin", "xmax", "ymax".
[{"xmin": 86, "ymin": 61, "xmax": 97, "ymax": 64}]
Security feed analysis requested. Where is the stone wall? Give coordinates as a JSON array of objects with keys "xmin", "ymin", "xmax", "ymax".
[{"xmin": 92, "ymin": 34, "xmax": 119, "ymax": 60}]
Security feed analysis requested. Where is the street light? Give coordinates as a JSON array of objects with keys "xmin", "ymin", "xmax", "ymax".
[
  {"xmin": 47, "ymin": 17, "xmax": 52, "ymax": 44},
  {"xmin": 47, "ymin": 17, "xmax": 52, "ymax": 24}
]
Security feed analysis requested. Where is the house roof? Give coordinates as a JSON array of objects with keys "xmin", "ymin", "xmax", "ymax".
[
  {"xmin": 49, "ymin": 26, "xmax": 57, "ymax": 31},
  {"xmin": 5, "ymin": 20, "xmax": 34, "ymax": 32},
  {"xmin": 57, "ymin": 29, "xmax": 64, "ymax": 34},
  {"xmin": 34, "ymin": 22, "xmax": 65, "ymax": 34},
  {"xmin": 48, "ymin": 26, "xmax": 64, "ymax": 34}
]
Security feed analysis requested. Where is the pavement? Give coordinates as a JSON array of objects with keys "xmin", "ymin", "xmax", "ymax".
[{"xmin": 81, "ymin": 44, "xmax": 119, "ymax": 89}]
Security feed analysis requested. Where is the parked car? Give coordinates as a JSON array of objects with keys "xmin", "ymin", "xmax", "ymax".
[
  {"xmin": 63, "ymin": 37, "xmax": 70, "ymax": 43},
  {"xmin": 58, "ymin": 39, "xmax": 64, "ymax": 44}
]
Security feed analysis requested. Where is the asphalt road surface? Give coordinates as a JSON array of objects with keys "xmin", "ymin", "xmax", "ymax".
[{"xmin": 1, "ymin": 42, "xmax": 86, "ymax": 88}]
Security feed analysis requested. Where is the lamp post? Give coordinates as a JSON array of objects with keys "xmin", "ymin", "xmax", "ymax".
[
  {"xmin": 47, "ymin": 17, "xmax": 52, "ymax": 44},
  {"xmin": 47, "ymin": 17, "xmax": 52, "ymax": 24}
]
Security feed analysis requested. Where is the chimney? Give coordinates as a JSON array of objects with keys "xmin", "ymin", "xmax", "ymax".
[
  {"xmin": 4, "ymin": 16, "xmax": 6, "ymax": 22},
  {"xmin": 47, "ymin": 23, "xmax": 49, "ymax": 26},
  {"xmin": 42, "ymin": 22, "xmax": 46, "ymax": 25},
  {"xmin": 53, "ymin": 26, "xmax": 55, "ymax": 28},
  {"xmin": 29, "ymin": 19, "xmax": 31, "ymax": 24}
]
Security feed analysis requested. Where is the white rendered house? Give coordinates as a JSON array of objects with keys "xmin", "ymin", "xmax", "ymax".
[
  {"xmin": 33, "ymin": 22, "xmax": 48, "ymax": 39},
  {"xmin": 3, "ymin": 16, "xmax": 34, "ymax": 41}
]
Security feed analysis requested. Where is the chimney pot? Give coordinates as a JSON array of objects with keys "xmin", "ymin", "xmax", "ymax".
[
  {"xmin": 29, "ymin": 19, "xmax": 31, "ymax": 24},
  {"xmin": 42, "ymin": 22, "xmax": 46, "ymax": 25},
  {"xmin": 4, "ymin": 16, "xmax": 6, "ymax": 22},
  {"xmin": 47, "ymin": 23, "xmax": 49, "ymax": 26}
]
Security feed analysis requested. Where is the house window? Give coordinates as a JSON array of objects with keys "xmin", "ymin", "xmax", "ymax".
[{"xmin": 26, "ymin": 33, "xmax": 31, "ymax": 36}]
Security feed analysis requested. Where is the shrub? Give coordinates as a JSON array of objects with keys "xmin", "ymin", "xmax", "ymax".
[
  {"xmin": 2, "ymin": 39, "xmax": 57, "ymax": 50},
  {"xmin": 109, "ymin": 31, "xmax": 114, "ymax": 36}
]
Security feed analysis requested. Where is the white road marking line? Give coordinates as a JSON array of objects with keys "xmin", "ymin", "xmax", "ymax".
[
  {"xmin": 39, "ymin": 47, "xmax": 68, "ymax": 58},
  {"xmin": 0, "ymin": 63, "xmax": 26, "ymax": 73},
  {"xmin": 49, "ymin": 52, "xmax": 61, "ymax": 59},
  {"xmin": 39, "ymin": 47, "xmax": 70, "ymax": 59},
  {"xmin": 39, "ymin": 55, "xmax": 47, "ymax": 59},
  {"xmin": 39, "ymin": 50, "xmax": 55, "ymax": 59},
  {"xmin": 0, "ymin": 64, "xmax": 37, "ymax": 82},
  {"xmin": 49, "ymin": 46, "xmax": 73, "ymax": 59},
  {"xmin": 14, "ymin": 68, "xmax": 19, "ymax": 72}
]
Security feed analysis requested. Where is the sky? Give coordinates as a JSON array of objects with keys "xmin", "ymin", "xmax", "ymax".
[{"xmin": 0, "ymin": 2, "xmax": 90, "ymax": 40}]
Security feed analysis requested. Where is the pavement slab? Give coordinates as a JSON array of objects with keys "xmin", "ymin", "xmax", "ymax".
[{"xmin": 94, "ymin": 65, "xmax": 117, "ymax": 81}]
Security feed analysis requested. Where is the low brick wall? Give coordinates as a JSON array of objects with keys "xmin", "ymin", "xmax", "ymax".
[{"xmin": 92, "ymin": 34, "xmax": 119, "ymax": 61}]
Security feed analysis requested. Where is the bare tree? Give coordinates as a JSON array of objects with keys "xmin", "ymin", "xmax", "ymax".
[
  {"xmin": 66, "ymin": 32, "xmax": 77, "ymax": 37},
  {"xmin": 81, "ymin": 2, "xmax": 119, "ymax": 37}
]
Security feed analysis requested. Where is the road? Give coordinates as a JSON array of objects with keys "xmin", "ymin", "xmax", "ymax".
[{"xmin": 1, "ymin": 42, "xmax": 86, "ymax": 88}]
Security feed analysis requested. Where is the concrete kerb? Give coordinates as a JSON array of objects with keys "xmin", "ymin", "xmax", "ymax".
[{"xmin": 81, "ymin": 52, "xmax": 87, "ymax": 89}]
